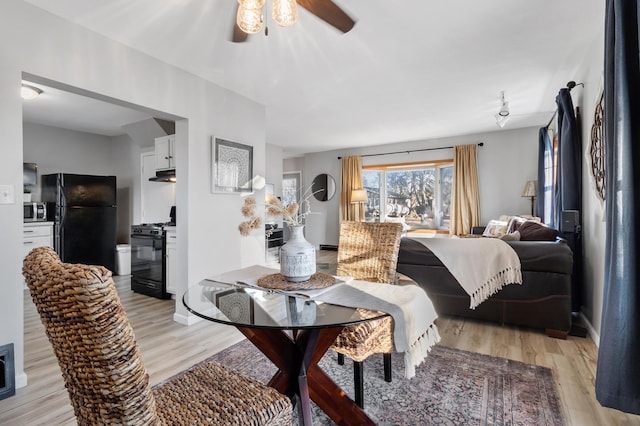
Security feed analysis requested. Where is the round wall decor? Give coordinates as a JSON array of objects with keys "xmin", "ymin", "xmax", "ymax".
[{"xmin": 590, "ymin": 91, "xmax": 605, "ymax": 202}]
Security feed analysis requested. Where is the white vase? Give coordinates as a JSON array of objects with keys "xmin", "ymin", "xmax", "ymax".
[{"xmin": 280, "ymin": 225, "xmax": 316, "ymax": 282}]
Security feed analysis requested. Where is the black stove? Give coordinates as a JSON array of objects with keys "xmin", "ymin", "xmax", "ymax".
[
  {"xmin": 132, "ymin": 223, "xmax": 165, "ymax": 236},
  {"xmin": 130, "ymin": 223, "xmax": 169, "ymax": 299}
]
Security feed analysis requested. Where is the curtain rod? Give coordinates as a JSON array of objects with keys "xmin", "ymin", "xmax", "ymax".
[
  {"xmin": 545, "ymin": 81, "xmax": 584, "ymax": 128},
  {"xmin": 337, "ymin": 142, "xmax": 483, "ymax": 160}
]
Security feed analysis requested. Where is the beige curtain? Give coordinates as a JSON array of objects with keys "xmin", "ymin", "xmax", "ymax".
[
  {"xmin": 340, "ymin": 156, "xmax": 364, "ymax": 221},
  {"xmin": 450, "ymin": 144, "xmax": 481, "ymax": 235}
]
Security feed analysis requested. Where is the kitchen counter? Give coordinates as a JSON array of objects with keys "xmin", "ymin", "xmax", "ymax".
[{"xmin": 23, "ymin": 222, "xmax": 54, "ymax": 288}]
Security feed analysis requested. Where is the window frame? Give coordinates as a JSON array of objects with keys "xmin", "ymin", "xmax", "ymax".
[{"xmin": 362, "ymin": 159, "xmax": 453, "ymax": 230}]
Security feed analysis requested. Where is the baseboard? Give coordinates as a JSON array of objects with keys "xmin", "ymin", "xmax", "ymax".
[
  {"xmin": 319, "ymin": 244, "xmax": 338, "ymax": 251},
  {"xmin": 15, "ymin": 371, "xmax": 27, "ymax": 389},
  {"xmin": 580, "ymin": 312, "xmax": 600, "ymax": 347},
  {"xmin": 173, "ymin": 312, "xmax": 202, "ymax": 326}
]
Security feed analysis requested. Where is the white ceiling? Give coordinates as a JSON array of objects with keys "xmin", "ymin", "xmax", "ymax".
[
  {"xmin": 23, "ymin": 0, "xmax": 604, "ymax": 156},
  {"xmin": 22, "ymin": 83, "xmax": 154, "ymax": 137}
]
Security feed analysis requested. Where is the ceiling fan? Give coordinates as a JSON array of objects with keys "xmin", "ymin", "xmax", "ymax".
[{"xmin": 232, "ymin": 0, "xmax": 356, "ymax": 42}]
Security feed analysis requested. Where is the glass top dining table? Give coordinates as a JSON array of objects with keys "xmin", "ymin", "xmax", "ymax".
[
  {"xmin": 183, "ymin": 273, "xmax": 383, "ymax": 426},
  {"xmin": 182, "ymin": 279, "xmax": 386, "ymax": 330}
]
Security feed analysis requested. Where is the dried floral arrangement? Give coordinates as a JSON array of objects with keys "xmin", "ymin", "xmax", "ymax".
[{"xmin": 239, "ymin": 188, "xmax": 317, "ymax": 236}]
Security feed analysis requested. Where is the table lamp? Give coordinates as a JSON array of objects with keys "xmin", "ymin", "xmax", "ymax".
[
  {"xmin": 351, "ymin": 188, "xmax": 368, "ymax": 222},
  {"xmin": 521, "ymin": 180, "xmax": 537, "ymax": 216}
]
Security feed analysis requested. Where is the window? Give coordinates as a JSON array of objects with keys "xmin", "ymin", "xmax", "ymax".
[
  {"xmin": 542, "ymin": 132, "xmax": 558, "ymax": 227},
  {"xmin": 362, "ymin": 161, "xmax": 453, "ymax": 230},
  {"xmin": 282, "ymin": 172, "xmax": 301, "ymax": 207}
]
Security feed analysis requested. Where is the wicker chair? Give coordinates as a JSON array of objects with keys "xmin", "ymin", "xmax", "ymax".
[
  {"xmin": 330, "ymin": 221, "xmax": 403, "ymax": 408},
  {"xmin": 23, "ymin": 247, "xmax": 292, "ymax": 426}
]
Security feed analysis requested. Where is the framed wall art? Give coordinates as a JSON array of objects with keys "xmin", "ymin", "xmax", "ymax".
[
  {"xmin": 211, "ymin": 137, "xmax": 253, "ymax": 193},
  {"xmin": 214, "ymin": 290, "xmax": 254, "ymax": 323}
]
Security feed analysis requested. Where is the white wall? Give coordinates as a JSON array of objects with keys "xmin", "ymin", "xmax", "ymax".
[
  {"xmin": 266, "ymin": 143, "xmax": 284, "ymax": 196},
  {"xmin": 23, "ymin": 122, "xmax": 139, "ymax": 243},
  {"xmin": 299, "ymin": 126, "xmax": 539, "ymax": 247},
  {"xmin": 284, "ymin": 157, "xmax": 305, "ymax": 176},
  {"xmin": 23, "ymin": 123, "xmax": 115, "ymax": 199},
  {"xmin": 1, "ymin": 0, "xmax": 266, "ymax": 388},
  {"xmin": 110, "ymin": 134, "xmax": 141, "ymax": 243},
  {"xmin": 572, "ymin": 23, "xmax": 606, "ymax": 341}
]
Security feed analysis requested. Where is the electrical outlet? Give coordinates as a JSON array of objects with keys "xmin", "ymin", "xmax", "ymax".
[{"xmin": 0, "ymin": 185, "xmax": 15, "ymax": 204}]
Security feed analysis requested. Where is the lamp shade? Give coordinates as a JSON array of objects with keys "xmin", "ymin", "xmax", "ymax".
[
  {"xmin": 272, "ymin": 0, "xmax": 298, "ymax": 26},
  {"xmin": 521, "ymin": 180, "xmax": 537, "ymax": 198},
  {"xmin": 237, "ymin": 4, "xmax": 263, "ymax": 34},
  {"xmin": 351, "ymin": 188, "xmax": 368, "ymax": 203}
]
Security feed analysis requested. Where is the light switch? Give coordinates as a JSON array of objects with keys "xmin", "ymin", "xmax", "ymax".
[{"xmin": 0, "ymin": 185, "xmax": 15, "ymax": 204}]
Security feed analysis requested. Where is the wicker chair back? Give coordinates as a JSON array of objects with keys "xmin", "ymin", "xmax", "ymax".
[
  {"xmin": 23, "ymin": 246, "xmax": 293, "ymax": 426},
  {"xmin": 336, "ymin": 221, "xmax": 403, "ymax": 283}
]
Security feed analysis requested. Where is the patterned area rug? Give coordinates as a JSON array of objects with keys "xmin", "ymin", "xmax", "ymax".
[{"xmin": 208, "ymin": 339, "xmax": 565, "ymax": 425}]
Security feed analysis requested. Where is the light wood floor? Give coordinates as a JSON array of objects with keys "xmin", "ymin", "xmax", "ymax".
[{"xmin": 1, "ymin": 252, "xmax": 639, "ymax": 426}]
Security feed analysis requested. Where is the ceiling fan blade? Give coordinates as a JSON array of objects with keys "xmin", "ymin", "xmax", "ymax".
[
  {"xmin": 296, "ymin": 0, "xmax": 356, "ymax": 33},
  {"xmin": 231, "ymin": 4, "xmax": 249, "ymax": 43},
  {"xmin": 233, "ymin": 23, "xmax": 249, "ymax": 42}
]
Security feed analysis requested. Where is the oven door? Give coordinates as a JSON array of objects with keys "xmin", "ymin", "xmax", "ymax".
[{"xmin": 130, "ymin": 233, "xmax": 167, "ymax": 298}]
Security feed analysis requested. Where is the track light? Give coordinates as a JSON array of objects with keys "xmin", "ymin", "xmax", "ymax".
[{"xmin": 495, "ymin": 91, "xmax": 510, "ymax": 128}]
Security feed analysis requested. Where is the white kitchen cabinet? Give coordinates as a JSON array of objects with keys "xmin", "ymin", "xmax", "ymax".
[
  {"xmin": 155, "ymin": 134, "xmax": 176, "ymax": 170},
  {"xmin": 165, "ymin": 227, "xmax": 177, "ymax": 295},
  {"xmin": 23, "ymin": 222, "xmax": 54, "ymax": 287},
  {"xmin": 23, "ymin": 222, "xmax": 54, "ymax": 258}
]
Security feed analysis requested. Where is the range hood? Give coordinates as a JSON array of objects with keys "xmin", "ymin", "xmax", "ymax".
[{"xmin": 149, "ymin": 169, "xmax": 176, "ymax": 183}]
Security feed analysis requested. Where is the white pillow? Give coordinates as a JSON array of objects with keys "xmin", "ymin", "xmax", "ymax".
[{"xmin": 482, "ymin": 220, "xmax": 509, "ymax": 238}]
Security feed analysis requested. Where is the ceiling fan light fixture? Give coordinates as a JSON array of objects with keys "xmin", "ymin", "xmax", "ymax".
[
  {"xmin": 238, "ymin": 0, "xmax": 265, "ymax": 9},
  {"xmin": 237, "ymin": 4, "xmax": 263, "ymax": 34},
  {"xmin": 272, "ymin": 0, "xmax": 298, "ymax": 27}
]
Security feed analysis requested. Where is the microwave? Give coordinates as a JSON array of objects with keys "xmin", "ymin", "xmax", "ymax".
[{"xmin": 24, "ymin": 202, "xmax": 47, "ymax": 221}]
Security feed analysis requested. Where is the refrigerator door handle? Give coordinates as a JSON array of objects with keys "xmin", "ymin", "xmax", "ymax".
[
  {"xmin": 57, "ymin": 207, "xmax": 66, "ymax": 257},
  {"xmin": 59, "ymin": 207, "xmax": 66, "ymax": 228}
]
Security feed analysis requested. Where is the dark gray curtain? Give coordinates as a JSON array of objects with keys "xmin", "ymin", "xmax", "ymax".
[
  {"xmin": 554, "ymin": 89, "xmax": 582, "ymax": 227},
  {"xmin": 595, "ymin": 0, "xmax": 640, "ymax": 415}
]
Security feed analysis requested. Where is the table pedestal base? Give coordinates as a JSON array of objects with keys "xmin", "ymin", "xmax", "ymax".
[{"xmin": 236, "ymin": 326, "xmax": 375, "ymax": 426}]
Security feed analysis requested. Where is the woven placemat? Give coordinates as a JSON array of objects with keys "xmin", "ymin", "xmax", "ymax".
[{"xmin": 257, "ymin": 271, "xmax": 336, "ymax": 290}]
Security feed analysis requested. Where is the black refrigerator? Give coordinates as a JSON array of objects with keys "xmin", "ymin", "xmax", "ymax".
[{"xmin": 41, "ymin": 173, "xmax": 117, "ymax": 272}]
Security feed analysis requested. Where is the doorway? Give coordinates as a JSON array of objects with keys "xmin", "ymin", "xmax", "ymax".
[{"xmin": 20, "ymin": 74, "xmax": 185, "ymax": 388}]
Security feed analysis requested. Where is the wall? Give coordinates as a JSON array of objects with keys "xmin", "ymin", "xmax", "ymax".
[
  {"xmin": 0, "ymin": 0, "xmax": 266, "ymax": 389},
  {"xmin": 299, "ymin": 126, "xmax": 539, "ymax": 247},
  {"xmin": 110, "ymin": 134, "xmax": 141, "ymax": 243},
  {"xmin": 266, "ymin": 143, "xmax": 284, "ymax": 196},
  {"xmin": 571, "ymin": 22, "xmax": 606, "ymax": 342},
  {"xmin": 22, "ymin": 123, "xmax": 115, "ymax": 200},
  {"xmin": 22, "ymin": 123, "xmax": 146, "ymax": 245},
  {"xmin": 283, "ymin": 157, "xmax": 304, "ymax": 176}
]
